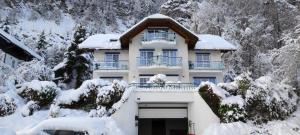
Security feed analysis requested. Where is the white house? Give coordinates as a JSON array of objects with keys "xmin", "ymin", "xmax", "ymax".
[
  {"xmin": 80, "ymin": 14, "xmax": 236, "ymax": 135},
  {"xmin": 0, "ymin": 30, "xmax": 42, "ymax": 68}
]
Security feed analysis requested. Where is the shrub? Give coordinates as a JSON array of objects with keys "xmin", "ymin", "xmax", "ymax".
[
  {"xmin": 56, "ymin": 79, "xmax": 110, "ymax": 110},
  {"xmin": 96, "ymin": 80, "xmax": 126, "ymax": 109},
  {"xmin": 147, "ymin": 74, "xmax": 167, "ymax": 87},
  {"xmin": 17, "ymin": 80, "xmax": 59, "ymax": 107},
  {"xmin": 219, "ymin": 96, "xmax": 247, "ymax": 123},
  {"xmin": 245, "ymin": 76, "xmax": 298, "ymax": 124},
  {"xmin": 219, "ymin": 72, "xmax": 252, "ymax": 97},
  {"xmin": 56, "ymin": 79, "xmax": 127, "ymax": 112},
  {"xmin": 21, "ymin": 101, "xmax": 40, "ymax": 117},
  {"xmin": 0, "ymin": 94, "xmax": 16, "ymax": 117},
  {"xmin": 49, "ymin": 103, "xmax": 60, "ymax": 118},
  {"xmin": 198, "ymin": 82, "xmax": 229, "ymax": 117}
]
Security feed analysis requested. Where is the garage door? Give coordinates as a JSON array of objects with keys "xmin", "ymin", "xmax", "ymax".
[{"xmin": 138, "ymin": 103, "xmax": 187, "ymax": 119}]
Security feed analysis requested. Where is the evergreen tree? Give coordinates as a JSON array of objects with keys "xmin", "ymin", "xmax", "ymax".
[
  {"xmin": 37, "ymin": 31, "xmax": 48, "ymax": 58},
  {"xmin": 55, "ymin": 25, "xmax": 93, "ymax": 89},
  {"xmin": 1, "ymin": 18, "xmax": 10, "ymax": 33}
]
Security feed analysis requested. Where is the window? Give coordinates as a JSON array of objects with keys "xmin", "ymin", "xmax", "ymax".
[
  {"xmin": 147, "ymin": 28, "xmax": 168, "ymax": 40},
  {"xmin": 105, "ymin": 52, "xmax": 119, "ymax": 68},
  {"xmin": 162, "ymin": 49, "xmax": 177, "ymax": 66},
  {"xmin": 193, "ymin": 77, "xmax": 216, "ymax": 86},
  {"xmin": 196, "ymin": 53, "xmax": 210, "ymax": 67},
  {"xmin": 140, "ymin": 50, "xmax": 154, "ymax": 66}
]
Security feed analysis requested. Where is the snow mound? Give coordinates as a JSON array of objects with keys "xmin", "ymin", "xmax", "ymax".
[
  {"xmin": 0, "ymin": 127, "xmax": 16, "ymax": 135},
  {"xmin": 196, "ymin": 34, "xmax": 237, "ymax": 51},
  {"xmin": 79, "ymin": 34, "xmax": 121, "ymax": 49},
  {"xmin": 19, "ymin": 117, "xmax": 123, "ymax": 135}
]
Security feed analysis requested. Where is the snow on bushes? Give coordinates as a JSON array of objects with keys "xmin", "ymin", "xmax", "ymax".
[
  {"xmin": 55, "ymin": 79, "xmax": 127, "ymax": 112},
  {"xmin": 218, "ymin": 72, "xmax": 252, "ymax": 97},
  {"xmin": 213, "ymin": 72, "xmax": 298, "ymax": 123},
  {"xmin": 198, "ymin": 82, "xmax": 229, "ymax": 117},
  {"xmin": 96, "ymin": 80, "xmax": 126, "ymax": 108},
  {"xmin": 245, "ymin": 76, "xmax": 298, "ymax": 124},
  {"xmin": 49, "ymin": 103, "xmax": 60, "ymax": 118},
  {"xmin": 15, "ymin": 60, "xmax": 54, "ymax": 83},
  {"xmin": 17, "ymin": 80, "xmax": 60, "ymax": 107},
  {"xmin": 147, "ymin": 74, "xmax": 167, "ymax": 86},
  {"xmin": 219, "ymin": 96, "xmax": 247, "ymax": 123},
  {"xmin": 0, "ymin": 94, "xmax": 16, "ymax": 117},
  {"xmin": 21, "ymin": 101, "xmax": 40, "ymax": 117},
  {"xmin": 198, "ymin": 82, "xmax": 246, "ymax": 123}
]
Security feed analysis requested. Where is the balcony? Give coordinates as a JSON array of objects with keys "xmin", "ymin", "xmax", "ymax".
[
  {"xmin": 129, "ymin": 83, "xmax": 196, "ymax": 91},
  {"xmin": 189, "ymin": 61, "xmax": 224, "ymax": 70},
  {"xmin": 137, "ymin": 56, "xmax": 182, "ymax": 70},
  {"xmin": 141, "ymin": 32, "xmax": 176, "ymax": 47},
  {"xmin": 93, "ymin": 60, "xmax": 128, "ymax": 70}
]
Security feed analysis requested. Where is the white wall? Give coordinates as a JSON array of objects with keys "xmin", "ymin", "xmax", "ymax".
[
  {"xmin": 188, "ymin": 92, "xmax": 220, "ymax": 135},
  {"xmin": 111, "ymin": 91, "xmax": 138, "ymax": 135},
  {"xmin": 112, "ymin": 89, "xmax": 220, "ymax": 135}
]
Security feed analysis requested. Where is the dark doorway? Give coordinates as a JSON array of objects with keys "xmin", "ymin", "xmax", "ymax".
[
  {"xmin": 152, "ymin": 119, "xmax": 166, "ymax": 135},
  {"xmin": 138, "ymin": 119, "xmax": 188, "ymax": 135}
]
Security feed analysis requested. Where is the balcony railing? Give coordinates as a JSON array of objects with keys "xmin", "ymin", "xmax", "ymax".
[
  {"xmin": 129, "ymin": 83, "xmax": 195, "ymax": 89},
  {"xmin": 93, "ymin": 60, "xmax": 128, "ymax": 70},
  {"xmin": 189, "ymin": 61, "xmax": 224, "ymax": 70},
  {"xmin": 141, "ymin": 32, "xmax": 176, "ymax": 42},
  {"xmin": 137, "ymin": 56, "xmax": 182, "ymax": 67}
]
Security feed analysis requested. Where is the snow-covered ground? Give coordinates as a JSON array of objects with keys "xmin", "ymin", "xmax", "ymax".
[
  {"xmin": 203, "ymin": 104, "xmax": 300, "ymax": 135},
  {"xmin": 0, "ymin": 80, "xmax": 127, "ymax": 135}
]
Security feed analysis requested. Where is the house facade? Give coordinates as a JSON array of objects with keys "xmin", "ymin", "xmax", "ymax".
[{"xmin": 80, "ymin": 14, "xmax": 236, "ymax": 135}]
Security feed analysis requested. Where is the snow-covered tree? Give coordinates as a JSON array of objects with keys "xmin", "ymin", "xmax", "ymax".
[
  {"xmin": 54, "ymin": 25, "xmax": 93, "ymax": 89},
  {"xmin": 15, "ymin": 60, "xmax": 54, "ymax": 83},
  {"xmin": 36, "ymin": 31, "xmax": 48, "ymax": 58}
]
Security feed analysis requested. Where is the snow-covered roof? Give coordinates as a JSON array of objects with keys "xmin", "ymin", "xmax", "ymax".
[
  {"xmin": 24, "ymin": 117, "xmax": 123, "ymax": 135},
  {"xmin": 195, "ymin": 34, "xmax": 237, "ymax": 51},
  {"xmin": 79, "ymin": 34, "xmax": 121, "ymax": 50},
  {"xmin": 0, "ymin": 30, "xmax": 42, "ymax": 60},
  {"xmin": 120, "ymin": 14, "xmax": 198, "ymax": 38}
]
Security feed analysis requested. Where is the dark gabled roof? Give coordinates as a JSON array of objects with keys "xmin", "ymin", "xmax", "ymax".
[
  {"xmin": 0, "ymin": 30, "xmax": 42, "ymax": 61},
  {"xmin": 119, "ymin": 14, "xmax": 199, "ymax": 49}
]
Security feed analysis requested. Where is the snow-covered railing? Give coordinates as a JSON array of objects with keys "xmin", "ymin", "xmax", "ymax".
[
  {"xmin": 129, "ymin": 83, "xmax": 197, "ymax": 91},
  {"xmin": 189, "ymin": 61, "xmax": 224, "ymax": 70},
  {"xmin": 93, "ymin": 60, "xmax": 128, "ymax": 70},
  {"xmin": 141, "ymin": 31, "xmax": 176, "ymax": 42},
  {"xmin": 137, "ymin": 56, "xmax": 182, "ymax": 67}
]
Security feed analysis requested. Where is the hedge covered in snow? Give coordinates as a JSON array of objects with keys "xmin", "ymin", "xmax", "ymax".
[
  {"xmin": 0, "ymin": 94, "xmax": 16, "ymax": 117},
  {"xmin": 245, "ymin": 76, "xmax": 298, "ymax": 123},
  {"xmin": 55, "ymin": 79, "xmax": 127, "ymax": 112},
  {"xmin": 199, "ymin": 72, "xmax": 298, "ymax": 124},
  {"xmin": 17, "ymin": 80, "xmax": 60, "ymax": 107}
]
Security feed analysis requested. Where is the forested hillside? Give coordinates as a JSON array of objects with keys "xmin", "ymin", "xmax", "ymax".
[{"xmin": 1, "ymin": 0, "xmax": 298, "ymax": 90}]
